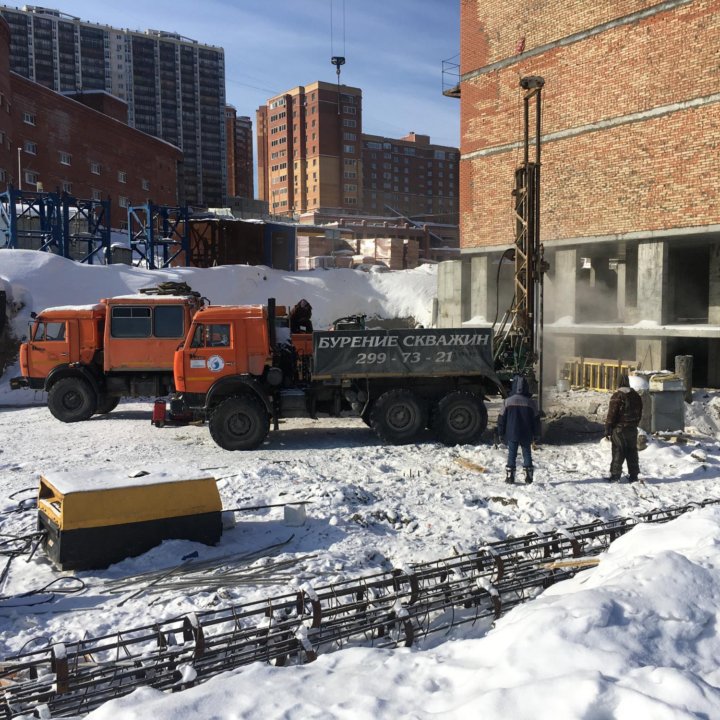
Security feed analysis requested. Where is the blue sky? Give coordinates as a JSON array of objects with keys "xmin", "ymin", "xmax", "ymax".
[{"xmin": 46, "ymin": 0, "xmax": 461, "ymax": 148}]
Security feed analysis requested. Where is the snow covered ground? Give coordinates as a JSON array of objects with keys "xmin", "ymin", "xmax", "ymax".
[{"xmin": 1, "ymin": 250, "xmax": 720, "ymax": 718}]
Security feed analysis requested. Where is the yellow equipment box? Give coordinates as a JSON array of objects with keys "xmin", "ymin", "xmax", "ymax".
[{"xmin": 37, "ymin": 467, "xmax": 222, "ymax": 570}]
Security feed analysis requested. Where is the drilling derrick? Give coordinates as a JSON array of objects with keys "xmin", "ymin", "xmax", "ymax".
[{"xmin": 494, "ymin": 76, "xmax": 548, "ymax": 406}]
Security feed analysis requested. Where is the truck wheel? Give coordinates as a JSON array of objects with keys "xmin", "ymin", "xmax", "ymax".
[
  {"xmin": 47, "ymin": 377, "xmax": 98, "ymax": 422},
  {"xmin": 209, "ymin": 395, "xmax": 269, "ymax": 451},
  {"xmin": 370, "ymin": 389, "xmax": 427, "ymax": 445},
  {"xmin": 433, "ymin": 391, "xmax": 487, "ymax": 446},
  {"xmin": 95, "ymin": 394, "xmax": 120, "ymax": 415}
]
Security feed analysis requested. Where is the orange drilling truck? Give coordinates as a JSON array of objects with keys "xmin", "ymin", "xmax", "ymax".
[
  {"xmin": 167, "ymin": 299, "xmax": 501, "ymax": 450},
  {"xmin": 11, "ymin": 289, "xmax": 205, "ymax": 422}
]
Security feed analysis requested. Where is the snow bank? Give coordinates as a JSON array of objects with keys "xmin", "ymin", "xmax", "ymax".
[
  {"xmin": 83, "ymin": 506, "xmax": 720, "ymax": 720},
  {"xmin": 0, "ymin": 250, "xmax": 436, "ymax": 336},
  {"xmin": 0, "ymin": 250, "xmax": 437, "ymax": 401}
]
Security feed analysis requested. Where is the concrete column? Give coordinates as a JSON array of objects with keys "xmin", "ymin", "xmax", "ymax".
[
  {"xmin": 708, "ymin": 243, "xmax": 720, "ymax": 324},
  {"xmin": 545, "ymin": 335, "xmax": 576, "ymax": 386},
  {"xmin": 460, "ymin": 259, "xmax": 472, "ymax": 324},
  {"xmin": 470, "ymin": 255, "xmax": 491, "ymax": 324},
  {"xmin": 635, "ymin": 337, "xmax": 666, "ymax": 373},
  {"xmin": 637, "ymin": 240, "xmax": 668, "ymax": 324},
  {"xmin": 545, "ymin": 248, "xmax": 577, "ymax": 324},
  {"xmin": 436, "ymin": 260, "xmax": 460, "ymax": 328},
  {"xmin": 616, "ymin": 262, "xmax": 626, "ymax": 322}
]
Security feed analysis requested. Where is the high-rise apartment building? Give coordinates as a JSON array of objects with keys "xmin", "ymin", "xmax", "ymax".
[
  {"xmin": 225, "ymin": 106, "xmax": 253, "ymax": 200},
  {"xmin": 361, "ymin": 132, "xmax": 458, "ymax": 223},
  {"xmin": 257, "ymin": 81, "xmax": 459, "ymax": 221},
  {"xmin": 0, "ymin": 4, "xmax": 226, "ymax": 207},
  {"xmin": 257, "ymin": 81, "xmax": 362, "ymax": 216}
]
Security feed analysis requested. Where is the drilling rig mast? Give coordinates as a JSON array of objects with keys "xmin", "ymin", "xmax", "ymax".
[{"xmin": 494, "ymin": 76, "xmax": 548, "ymax": 409}]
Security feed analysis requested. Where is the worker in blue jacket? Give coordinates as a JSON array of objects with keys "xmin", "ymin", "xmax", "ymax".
[{"xmin": 497, "ymin": 375, "xmax": 542, "ymax": 484}]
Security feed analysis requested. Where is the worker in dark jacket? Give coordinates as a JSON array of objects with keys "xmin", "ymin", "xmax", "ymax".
[
  {"xmin": 497, "ymin": 375, "xmax": 541, "ymax": 484},
  {"xmin": 605, "ymin": 373, "xmax": 643, "ymax": 482},
  {"xmin": 290, "ymin": 299, "xmax": 313, "ymax": 334}
]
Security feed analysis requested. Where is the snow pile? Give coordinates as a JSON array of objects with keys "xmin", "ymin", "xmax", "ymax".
[
  {"xmin": 0, "ymin": 250, "xmax": 437, "ymax": 404},
  {"xmin": 686, "ymin": 391, "xmax": 720, "ymax": 438},
  {"xmin": 0, "ymin": 251, "xmax": 436, "ymax": 338},
  {"xmin": 82, "ymin": 506, "xmax": 720, "ymax": 720}
]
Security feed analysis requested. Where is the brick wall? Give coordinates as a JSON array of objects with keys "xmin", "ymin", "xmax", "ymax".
[
  {"xmin": 460, "ymin": 0, "xmax": 720, "ymax": 249},
  {"xmin": 461, "ymin": 0, "xmax": 660, "ymax": 72},
  {"xmin": 11, "ymin": 76, "xmax": 180, "ymax": 212}
]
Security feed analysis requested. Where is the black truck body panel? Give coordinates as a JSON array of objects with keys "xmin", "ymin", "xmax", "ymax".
[{"xmin": 312, "ymin": 328, "xmax": 496, "ymax": 381}]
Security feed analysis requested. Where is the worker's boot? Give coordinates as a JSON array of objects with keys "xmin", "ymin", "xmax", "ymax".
[
  {"xmin": 607, "ymin": 475, "xmax": 621, "ymax": 483},
  {"xmin": 523, "ymin": 466, "xmax": 534, "ymax": 485},
  {"xmin": 505, "ymin": 467, "xmax": 515, "ymax": 484}
]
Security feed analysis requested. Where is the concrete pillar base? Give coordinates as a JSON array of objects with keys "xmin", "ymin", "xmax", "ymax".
[
  {"xmin": 636, "ymin": 338, "xmax": 666, "ymax": 372},
  {"xmin": 545, "ymin": 336, "xmax": 576, "ymax": 387}
]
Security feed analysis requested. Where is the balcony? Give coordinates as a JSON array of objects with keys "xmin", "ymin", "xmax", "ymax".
[{"xmin": 442, "ymin": 56, "xmax": 460, "ymax": 99}]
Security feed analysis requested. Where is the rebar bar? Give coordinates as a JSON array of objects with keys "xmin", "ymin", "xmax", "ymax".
[{"xmin": 0, "ymin": 499, "xmax": 717, "ymax": 718}]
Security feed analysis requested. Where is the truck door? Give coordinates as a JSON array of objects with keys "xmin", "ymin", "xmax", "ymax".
[
  {"xmin": 185, "ymin": 321, "xmax": 237, "ymax": 389},
  {"xmin": 27, "ymin": 319, "xmax": 73, "ymax": 379}
]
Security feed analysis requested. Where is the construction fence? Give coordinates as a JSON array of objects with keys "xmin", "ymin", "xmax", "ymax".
[{"xmin": 562, "ymin": 357, "xmax": 638, "ymax": 392}]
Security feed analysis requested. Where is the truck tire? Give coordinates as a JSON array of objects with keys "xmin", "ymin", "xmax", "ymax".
[
  {"xmin": 433, "ymin": 391, "xmax": 487, "ymax": 446},
  {"xmin": 95, "ymin": 394, "xmax": 120, "ymax": 415},
  {"xmin": 47, "ymin": 377, "xmax": 98, "ymax": 422},
  {"xmin": 209, "ymin": 395, "xmax": 270, "ymax": 451},
  {"xmin": 370, "ymin": 389, "xmax": 427, "ymax": 445}
]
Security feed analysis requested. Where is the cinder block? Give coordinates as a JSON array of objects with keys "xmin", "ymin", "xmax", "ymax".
[{"xmin": 284, "ymin": 503, "xmax": 307, "ymax": 527}]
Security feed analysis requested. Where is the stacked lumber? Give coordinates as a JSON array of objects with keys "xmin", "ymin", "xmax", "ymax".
[
  {"xmin": 358, "ymin": 237, "xmax": 420, "ymax": 270},
  {"xmin": 352, "ymin": 255, "xmax": 379, "ymax": 267},
  {"xmin": 296, "ymin": 236, "xmax": 419, "ymax": 271},
  {"xmin": 404, "ymin": 239, "xmax": 420, "ymax": 268},
  {"xmin": 298, "ymin": 256, "xmax": 336, "ymax": 270},
  {"xmin": 296, "ymin": 236, "xmax": 331, "ymax": 257}
]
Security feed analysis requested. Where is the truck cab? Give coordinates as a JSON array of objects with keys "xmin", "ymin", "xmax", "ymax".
[
  {"xmin": 18, "ymin": 305, "xmax": 105, "ymax": 385},
  {"xmin": 174, "ymin": 304, "xmax": 273, "ymax": 396},
  {"xmin": 12, "ymin": 292, "xmax": 203, "ymax": 422}
]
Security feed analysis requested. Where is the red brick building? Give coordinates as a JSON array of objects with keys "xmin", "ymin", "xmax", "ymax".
[
  {"xmin": 257, "ymin": 81, "xmax": 362, "ymax": 216},
  {"xmin": 361, "ymin": 131, "xmax": 458, "ymax": 223},
  {"xmin": 0, "ymin": 17, "xmax": 181, "ymax": 229},
  {"xmin": 225, "ymin": 106, "xmax": 253, "ymax": 200},
  {"xmin": 439, "ymin": 0, "xmax": 720, "ymax": 386}
]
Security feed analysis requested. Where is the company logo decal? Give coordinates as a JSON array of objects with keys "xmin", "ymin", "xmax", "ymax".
[{"xmin": 207, "ymin": 355, "xmax": 225, "ymax": 372}]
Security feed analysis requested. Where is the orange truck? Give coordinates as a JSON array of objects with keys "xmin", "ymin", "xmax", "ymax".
[
  {"xmin": 11, "ymin": 290, "xmax": 204, "ymax": 422},
  {"xmin": 167, "ymin": 299, "xmax": 502, "ymax": 450}
]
